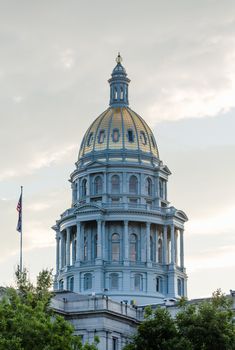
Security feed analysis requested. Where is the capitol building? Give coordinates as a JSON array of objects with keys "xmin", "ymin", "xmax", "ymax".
[{"xmin": 52, "ymin": 54, "xmax": 188, "ymax": 348}]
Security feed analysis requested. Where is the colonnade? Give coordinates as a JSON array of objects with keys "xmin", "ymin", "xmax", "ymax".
[{"xmin": 55, "ymin": 220, "xmax": 185, "ymax": 274}]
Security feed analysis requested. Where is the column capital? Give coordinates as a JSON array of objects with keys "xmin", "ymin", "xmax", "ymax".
[
  {"xmin": 146, "ymin": 222, "xmax": 151, "ymax": 229},
  {"xmin": 124, "ymin": 220, "xmax": 129, "ymax": 226}
]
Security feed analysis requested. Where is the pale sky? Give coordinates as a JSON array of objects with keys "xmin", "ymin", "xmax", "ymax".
[{"xmin": 0, "ymin": 0, "xmax": 234, "ymax": 299}]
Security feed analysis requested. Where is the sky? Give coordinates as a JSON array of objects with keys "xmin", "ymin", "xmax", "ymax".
[{"xmin": 0, "ymin": 0, "xmax": 234, "ymax": 299}]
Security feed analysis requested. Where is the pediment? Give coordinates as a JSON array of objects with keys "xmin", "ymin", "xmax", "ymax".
[
  {"xmin": 175, "ymin": 210, "xmax": 188, "ymax": 221},
  {"xmin": 83, "ymin": 160, "xmax": 106, "ymax": 170},
  {"xmin": 161, "ymin": 165, "xmax": 171, "ymax": 175},
  {"xmin": 74, "ymin": 203, "xmax": 105, "ymax": 213}
]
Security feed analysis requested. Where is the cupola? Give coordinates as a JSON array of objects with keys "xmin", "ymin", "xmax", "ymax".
[{"xmin": 108, "ymin": 53, "xmax": 130, "ymax": 107}]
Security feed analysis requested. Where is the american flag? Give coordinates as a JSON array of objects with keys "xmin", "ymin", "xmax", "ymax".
[{"xmin": 16, "ymin": 193, "xmax": 22, "ymax": 233}]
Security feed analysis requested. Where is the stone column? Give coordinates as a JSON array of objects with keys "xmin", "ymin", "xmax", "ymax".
[
  {"xmin": 180, "ymin": 228, "xmax": 184, "ymax": 268},
  {"xmin": 155, "ymin": 227, "xmax": 159, "ymax": 263},
  {"xmin": 102, "ymin": 221, "xmax": 106, "ymax": 261},
  {"xmin": 60, "ymin": 231, "xmax": 65, "ymax": 268},
  {"xmin": 175, "ymin": 229, "xmax": 178, "ymax": 266},
  {"xmin": 80, "ymin": 223, "xmax": 85, "ymax": 261},
  {"xmin": 71, "ymin": 182, "xmax": 77, "ymax": 205},
  {"xmin": 146, "ymin": 222, "xmax": 151, "ymax": 262},
  {"xmin": 87, "ymin": 174, "xmax": 90, "ymax": 201},
  {"xmin": 66, "ymin": 227, "xmax": 71, "ymax": 266},
  {"xmin": 124, "ymin": 220, "xmax": 129, "ymax": 265},
  {"xmin": 56, "ymin": 231, "xmax": 60, "ymax": 274},
  {"xmin": 76, "ymin": 222, "xmax": 81, "ymax": 266},
  {"xmin": 96, "ymin": 219, "xmax": 102, "ymax": 264},
  {"xmin": 72, "ymin": 233, "xmax": 76, "ymax": 264},
  {"xmin": 163, "ymin": 225, "xmax": 168, "ymax": 264},
  {"xmin": 170, "ymin": 224, "xmax": 175, "ymax": 264}
]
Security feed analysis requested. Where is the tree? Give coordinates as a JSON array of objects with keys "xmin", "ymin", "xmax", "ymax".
[
  {"xmin": 0, "ymin": 267, "xmax": 99, "ymax": 350},
  {"xmin": 124, "ymin": 290, "xmax": 235, "ymax": 350},
  {"xmin": 176, "ymin": 290, "xmax": 235, "ymax": 350},
  {"xmin": 124, "ymin": 306, "xmax": 191, "ymax": 350}
]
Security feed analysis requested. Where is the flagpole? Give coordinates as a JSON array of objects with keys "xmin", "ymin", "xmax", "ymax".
[{"xmin": 20, "ymin": 186, "xmax": 23, "ymax": 273}]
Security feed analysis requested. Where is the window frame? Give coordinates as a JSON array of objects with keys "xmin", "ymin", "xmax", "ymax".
[
  {"xmin": 127, "ymin": 129, "xmax": 134, "ymax": 143},
  {"xmin": 84, "ymin": 273, "xmax": 92, "ymax": 290},
  {"xmin": 129, "ymin": 175, "xmax": 138, "ymax": 194},
  {"xmin": 111, "ymin": 174, "xmax": 120, "ymax": 193}
]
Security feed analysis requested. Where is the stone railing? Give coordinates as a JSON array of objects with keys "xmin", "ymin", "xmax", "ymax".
[{"xmin": 51, "ymin": 294, "xmax": 144, "ymax": 321}]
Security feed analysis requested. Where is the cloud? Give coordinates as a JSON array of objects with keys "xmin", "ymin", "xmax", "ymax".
[
  {"xmin": 59, "ymin": 48, "xmax": 76, "ymax": 70},
  {"xmin": 188, "ymin": 205, "xmax": 235, "ymax": 236},
  {"xmin": 187, "ymin": 245, "xmax": 235, "ymax": 272},
  {"xmin": 0, "ymin": 144, "xmax": 76, "ymax": 182}
]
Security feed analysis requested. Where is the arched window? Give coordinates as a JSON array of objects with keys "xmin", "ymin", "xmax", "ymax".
[
  {"xmin": 129, "ymin": 175, "xmax": 138, "ymax": 194},
  {"xmin": 134, "ymin": 274, "xmax": 143, "ymax": 291},
  {"xmin": 94, "ymin": 176, "xmax": 102, "ymax": 195},
  {"xmin": 68, "ymin": 276, "xmax": 74, "ymax": 292},
  {"xmin": 156, "ymin": 276, "xmax": 163, "ymax": 293},
  {"xmin": 84, "ymin": 235, "xmax": 88, "ymax": 261},
  {"xmin": 111, "ymin": 175, "xmax": 120, "ymax": 193},
  {"xmin": 114, "ymin": 87, "xmax": 118, "ymax": 100},
  {"xmin": 111, "ymin": 233, "xmax": 120, "ymax": 261},
  {"xmin": 82, "ymin": 179, "xmax": 87, "ymax": 198},
  {"xmin": 146, "ymin": 178, "xmax": 152, "ymax": 196},
  {"xmin": 120, "ymin": 86, "xmax": 124, "ymax": 100},
  {"xmin": 59, "ymin": 280, "xmax": 64, "ymax": 290},
  {"xmin": 130, "ymin": 234, "xmax": 137, "ymax": 261},
  {"xmin": 158, "ymin": 239, "xmax": 163, "ymax": 263},
  {"xmin": 177, "ymin": 278, "xmax": 184, "ymax": 296},
  {"xmin": 84, "ymin": 273, "xmax": 92, "ymax": 290},
  {"xmin": 159, "ymin": 180, "xmax": 163, "ymax": 198},
  {"xmin": 110, "ymin": 273, "xmax": 119, "ymax": 290}
]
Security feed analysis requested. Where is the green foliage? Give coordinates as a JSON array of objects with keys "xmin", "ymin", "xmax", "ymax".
[
  {"xmin": 124, "ymin": 289, "xmax": 235, "ymax": 350},
  {"xmin": 177, "ymin": 289, "xmax": 235, "ymax": 350},
  {"xmin": 124, "ymin": 307, "xmax": 191, "ymax": 350},
  {"xmin": 0, "ymin": 267, "xmax": 98, "ymax": 350}
]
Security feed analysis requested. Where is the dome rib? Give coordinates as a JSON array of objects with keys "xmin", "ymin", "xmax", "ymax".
[{"xmin": 78, "ymin": 107, "xmax": 159, "ymax": 162}]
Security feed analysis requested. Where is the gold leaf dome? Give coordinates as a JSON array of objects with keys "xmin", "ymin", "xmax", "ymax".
[{"xmin": 78, "ymin": 106, "xmax": 159, "ymax": 161}]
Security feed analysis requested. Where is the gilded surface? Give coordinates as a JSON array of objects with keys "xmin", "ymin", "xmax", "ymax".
[{"xmin": 78, "ymin": 107, "xmax": 159, "ymax": 159}]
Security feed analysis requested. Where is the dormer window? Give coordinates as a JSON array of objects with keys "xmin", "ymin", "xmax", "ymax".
[
  {"xmin": 87, "ymin": 132, "xmax": 93, "ymax": 146},
  {"xmin": 127, "ymin": 129, "xmax": 134, "ymax": 142},
  {"xmin": 140, "ymin": 131, "xmax": 147, "ymax": 145},
  {"xmin": 151, "ymin": 135, "xmax": 156, "ymax": 148},
  {"xmin": 98, "ymin": 130, "xmax": 105, "ymax": 144},
  {"xmin": 112, "ymin": 128, "xmax": 120, "ymax": 142}
]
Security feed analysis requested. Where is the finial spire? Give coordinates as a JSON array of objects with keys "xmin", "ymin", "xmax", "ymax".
[
  {"xmin": 108, "ymin": 54, "xmax": 130, "ymax": 107},
  {"xmin": 116, "ymin": 52, "xmax": 122, "ymax": 64}
]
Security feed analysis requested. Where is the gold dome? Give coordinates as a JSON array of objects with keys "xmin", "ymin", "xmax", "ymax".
[{"xmin": 78, "ymin": 106, "xmax": 159, "ymax": 160}]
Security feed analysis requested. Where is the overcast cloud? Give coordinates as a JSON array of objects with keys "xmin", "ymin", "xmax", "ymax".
[{"xmin": 0, "ymin": 0, "xmax": 234, "ymax": 298}]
